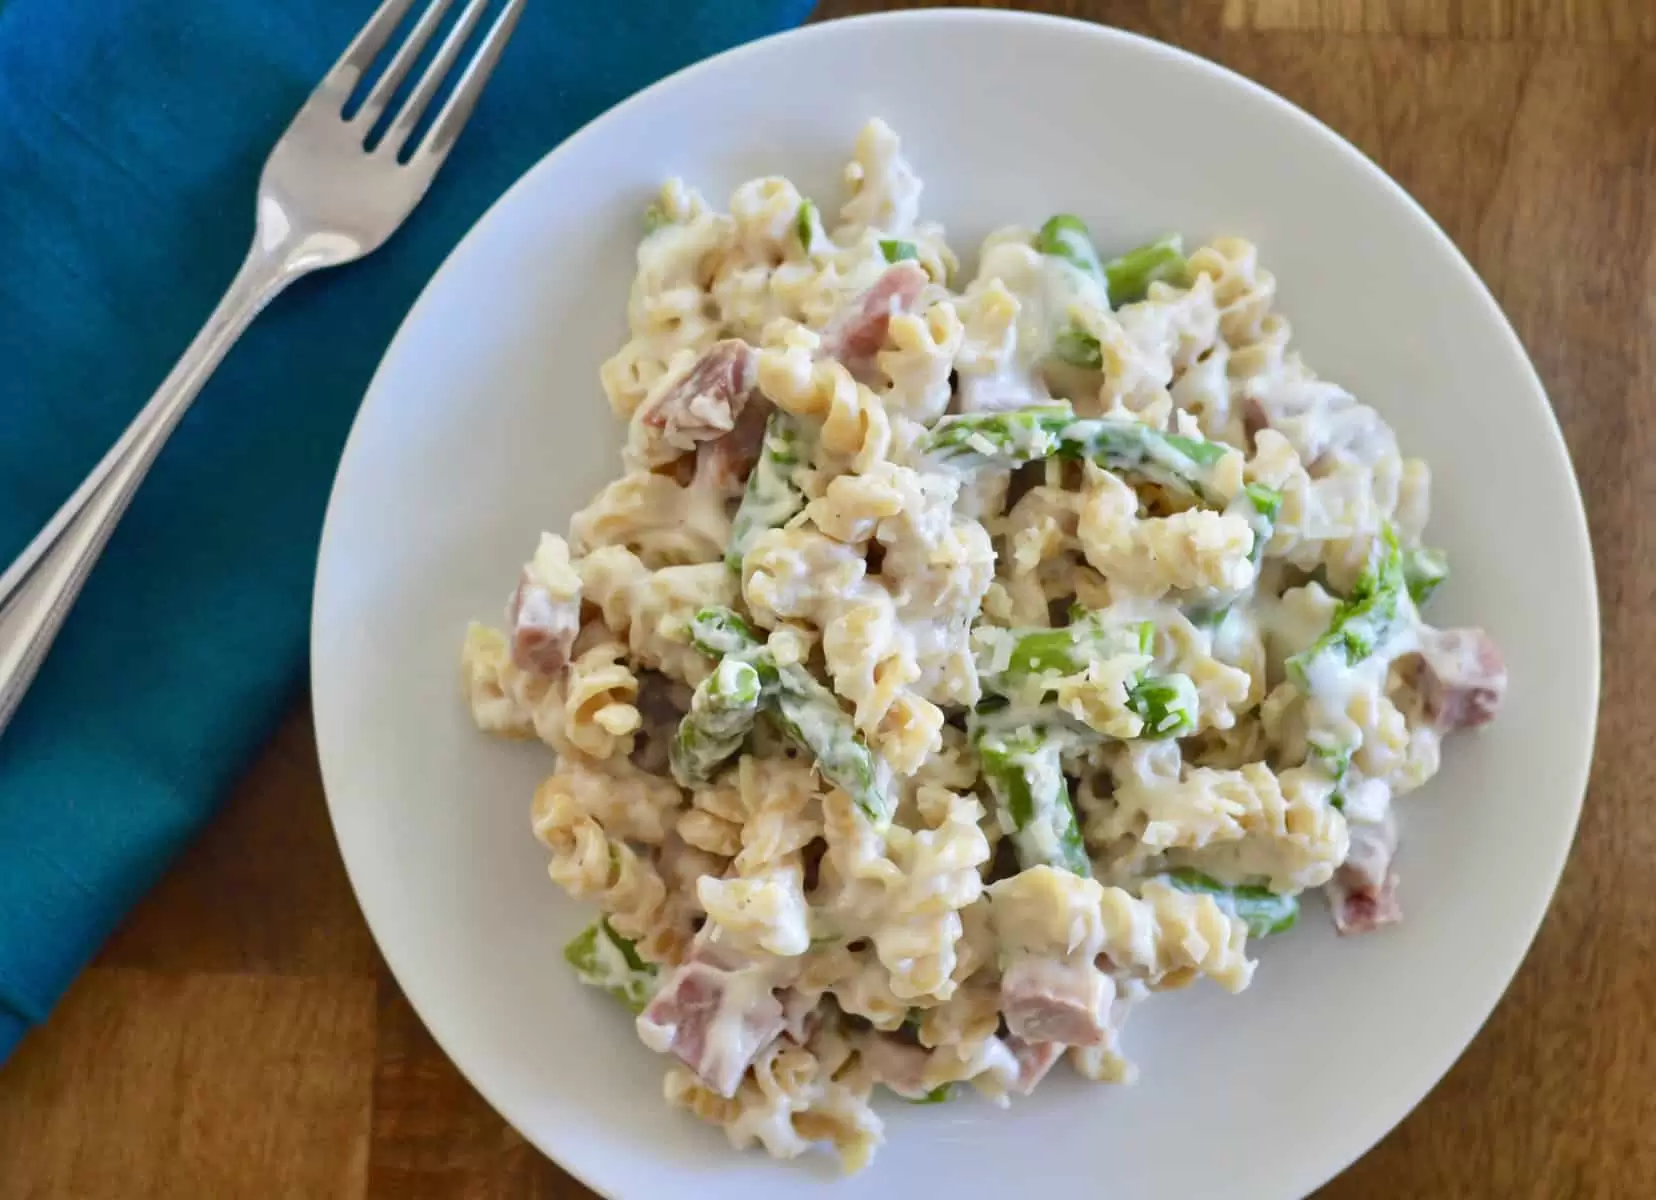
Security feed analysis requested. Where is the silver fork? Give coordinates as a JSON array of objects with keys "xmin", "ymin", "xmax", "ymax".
[{"xmin": 0, "ymin": 0, "xmax": 524, "ymax": 739}]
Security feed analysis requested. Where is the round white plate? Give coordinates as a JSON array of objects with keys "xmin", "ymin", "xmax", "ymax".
[{"xmin": 312, "ymin": 10, "xmax": 1599, "ymax": 1198}]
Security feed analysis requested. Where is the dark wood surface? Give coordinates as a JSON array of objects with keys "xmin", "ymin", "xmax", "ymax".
[{"xmin": 3, "ymin": 1, "xmax": 1651, "ymax": 1195}]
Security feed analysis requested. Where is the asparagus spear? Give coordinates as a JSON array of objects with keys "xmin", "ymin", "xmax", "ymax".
[
  {"xmin": 919, "ymin": 404, "xmax": 1235, "ymax": 504},
  {"xmin": 795, "ymin": 199, "xmax": 817, "ymax": 252},
  {"xmin": 976, "ymin": 614, "xmax": 1151, "ymax": 693},
  {"xmin": 1180, "ymin": 485, "xmax": 1276, "ymax": 628},
  {"xmin": 727, "ymin": 410, "xmax": 812, "ymax": 572},
  {"xmin": 976, "ymin": 725, "xmax": 1092, "ymax": 877},
  {"xmin": 669, "ymin": 657, "xmax": 763, "ymax": 786},
  {"xmin": 977, "ymin": 612, "xmax": 1199, "ymax": 745},
  {"xmin": 1054, "ymin": 418, "xmax": 1233, "ymax": 504},
  {"xmin": 1240, "ymin": 482, "xmax": 1282, "ymax": 566},
  {"xmin": 686, "ymin": 608, "xmax": 897, "ymax": 828},
  {"xmin": 564, "ymin": 919, "xmax": 659, "ymax": 1013},
  {"xmin": 1051, "ymin": 327, "xmax": 1105, "ymax": 369},
  {"xmin": 1286, "ymin": 525, "xmax": 1406, "ymax": 691},
  {"xmin": 688, "ymin": 607, "xmax": 766, "ymax": 661},
  {"xmin": 1035, "ymin": 214, "xmax": 1106, "ymax": 286},
  {"xmin": 769, "ymin": 665, "xmax": 896, "ymax": 829},
  {"xmin": 1035, "ymin": 216, "xmax": 1111, "ymax": 370},
  {"xmin": 1164, "ymin": 869, "xmax": 1298, "ymax": 937},
  {"xmin": 918, "ymin": 403, "xmax": 1073, "ymax": 471},
  {"xmin": 880, "ymin": 238, "xmax": 919, "ymax": 264},
  {"xmin": 676, "ymin": 608, "xmax": 777, "ymax": 784},
  {"xmin": 908, "ymin": 1085, "xmax": 953, "ymax": 1104},
  {"xmin": 1125, "ymin": 673, "xmax": 1199, "ymax": 739},
  {"xmin": 1104, "ymin": 235, "xmax": 1189, "ymax": 305},
  {"xmin": 1402, "ymin": 544, "xmax": 1448, "ymax": 606}
]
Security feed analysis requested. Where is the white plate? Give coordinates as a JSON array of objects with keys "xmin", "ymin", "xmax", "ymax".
[{"xmin": 312, "ymin": 10, "xmax": 1599, "ymax": 1198}]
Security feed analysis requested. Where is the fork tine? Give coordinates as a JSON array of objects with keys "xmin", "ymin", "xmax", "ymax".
[
  {"xmin": 351, "ymin": 0, "xmax": 455, "ymax": 130},
  {"xmin": 379, "ymin": 0, "xmax": 492, "ymax": 159},
  {"xmin": 413, "ymin": 0, "xmax": 525, "ymax": 164},
  {"xmin": 324, "ymin": 0, "xmax": 419, "ymax": 96}
]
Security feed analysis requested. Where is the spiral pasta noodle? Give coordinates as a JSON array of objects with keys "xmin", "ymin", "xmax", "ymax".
[
  {"xmin": 532, "ymin": 771, "xmax": 684, "ymax": 964},
  {"xmin": 561, "ymin": 641, "xmax": 642, "ymax": 760},
  {"xmin": 1095, "ymin": 754, "xmax": 1350, "ymax": 893},
  {"xmin": 697, "ymin": 756, "xmax": 823, "ymax": 958},
  {"xmin": 755, "ymin": 324, "xmax": 893, "ymax": 471}
]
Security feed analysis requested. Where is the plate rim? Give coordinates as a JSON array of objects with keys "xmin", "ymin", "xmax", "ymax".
[{"xmin": 310, "ymin": 9, "xmax": 1602, "ymax": 1198}]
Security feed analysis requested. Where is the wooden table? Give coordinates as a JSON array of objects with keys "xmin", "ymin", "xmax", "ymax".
[{"xmin": 3, "ymin": 1, "xmax": 1651, "ymax": 1195}]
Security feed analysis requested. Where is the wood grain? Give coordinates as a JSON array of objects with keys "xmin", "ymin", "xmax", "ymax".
[{"xmin": 2, "ymin": 1, "xmax": 1651, "ymax": 1196}]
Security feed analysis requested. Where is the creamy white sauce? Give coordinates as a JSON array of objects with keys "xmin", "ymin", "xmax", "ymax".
[{"xmin": 582, "ymin": 931, "xmax": 658, "ymax": 1008}]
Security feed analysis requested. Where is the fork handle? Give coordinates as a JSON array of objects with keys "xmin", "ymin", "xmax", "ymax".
[{"xmin": 0, "ymin": 246, "xmax": 291, "ymax": 737}]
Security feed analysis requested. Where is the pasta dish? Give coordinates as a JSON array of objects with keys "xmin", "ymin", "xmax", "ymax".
[{"xmin": 458, "ymin": 120, "xmax": 1507, "ymax": 1172}]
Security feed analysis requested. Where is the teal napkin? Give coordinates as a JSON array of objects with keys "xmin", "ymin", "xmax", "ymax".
[{"xmin": 0, "ymin": 0, "xmax": 813, "ymax": 1062}]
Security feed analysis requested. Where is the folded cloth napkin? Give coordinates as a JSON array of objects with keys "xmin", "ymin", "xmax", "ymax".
[{"xmin": 0, "ymin": 0, "xmax": 814, "ymax": 1063}]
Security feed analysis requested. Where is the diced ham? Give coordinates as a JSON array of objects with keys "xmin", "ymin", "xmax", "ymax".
[
  {"xmin": 1000, "ymin": 957, "xmax": 1109, "ymax": 1047},
  {"xmin": 1398, "ymin": 627, "xmax": 1507, "ymax": 733},
  {"xmin": 683, "ymin": 927, "xmax": 743, "ymax": 971},
  {"xmin": 859, "ymin": 1034, "xmax": 933, "ymax": 1099},
  {"xmin": 1003, "ymin": 1036, "xmax": 1064, "ymax": 1096},
  {"xmin": 820, "ymin": 260, "xmax": 929, "ymax": 374},
  {"xmin": 508, "ymin": 579, "xmax": 577, "ymax": 674},
  {"xmin": 636, "ymin": 960, "xmax": 784, "ymax": 1098},
  {"xmin": 506, "ymin": 534, "xmax": 581, "ymax": 675},
  {"xmin": 1327, "ymin": 812, "xmax": 1401, "ymax": 936},
  {"xmin": 632, "ymin": 339, "xmax": 757, "ymax": 460},
  {"xmin": 694, "ymin": 396, "xmax": 773, "ymax": 494}
]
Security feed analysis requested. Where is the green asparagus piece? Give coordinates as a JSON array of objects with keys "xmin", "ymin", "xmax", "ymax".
[
  {"xmin": 1403, "ymin": 544, "xmax": 1449, "ymax": 606},
  {"xmin": 978, "ymin": 615, "xmax": 1202, "ymax": 744},
  {"xmin": 1035, "ymin": 217, "xmax": 1109, "ymax": 371},
  {"xmin": 1053, "ymin": 418, "xmax": 1232, "ymax": 504},
  {"xmin": 688, "ymin": 607, "xmax": 765, "ymax": 660},
  {"xmin": 1305, "ymin": 724, "xmax": 1357, "ymax": 813},
  {"xmin": 1164, "ymin": 869, "xmax": 1299, "ymax": 938},
  {"xmin": 977, "ymin": 725, "xmax": 1092, "ymax": 876},
  {"xmin": 1241, "ymin": 482, "xmax": 1282, "ymax": 566},
  {"xmin": 769, "ymin": 665, "xmax": 896, "ymax": 829},
  {"xmin": 795, "ymin": 200, "xmax": 817, "ymax": 251},
  {"xmin": 1125, "ymin": 673, "xmax": 1199, "ymax": 739},
  {"xmin": 1104, "ymin": 235, "xmax": 1188, "ymax": 305},
  {"xmin": 1035, "ymin": 215, "xmax": 1107, "ymax": 286},
  {"xmin": 670, "ymin": 658, "xmax": 764, "ymax": 786},
  {"xmin": 563, "ymin": 919, "xmax": 658, "ymax": 1013},
  {"xmin": 1307, "ymin": 731, "xmax": 1354, "ymax": 783},
  {"xmin": 879, "ymin": 238, "xmax": 918, "ymax": 263},
  {"xmin": 726, "ymin": 410, "xmax": 812, "ymax": 572},
  {"xmin": 1035, "ymin": 225, "xmax": 1190, "ymax": 373},
  {"xmin": 919, "ymin": 403, "xmax": 1235, "ymax": 504},
  {"xmin": 1187, "ymin": 484, "xmax": 1276, "ymax": 620},
  {"xmin": 688, "ymin": 608, "xmax": 897, "ymax": 829},
  {"xmin": 976, "ymin": 613, "xmax": 1149, "ymax": 692},
  {"xmin": 919, "ymin": 403, "xmax": 1074, "ymax": 470},
  {"xmin": 1286, "ymin": 525, "xmax": 1406, "ymax": 691},
  {"xmin": 1051, "ymin": 327, "xmax": 1104, "ymax": 369},
  {"xmin": 908, "ymin": 1085, "xmax": 953, "ymax": 1104}
]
